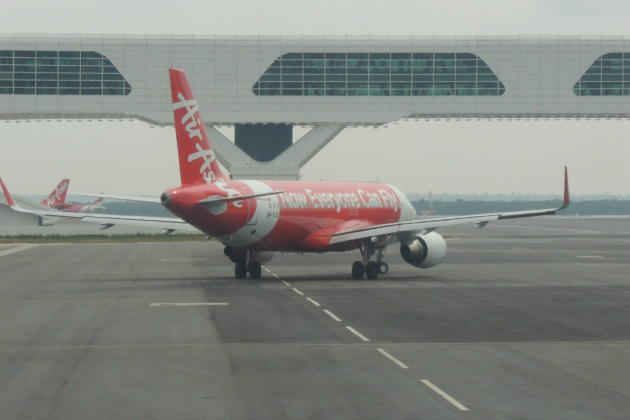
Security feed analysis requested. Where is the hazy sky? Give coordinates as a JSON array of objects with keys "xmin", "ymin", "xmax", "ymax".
[{"xmin": 0, "ymin": 0, "xmax": 628, "ymax": 195}]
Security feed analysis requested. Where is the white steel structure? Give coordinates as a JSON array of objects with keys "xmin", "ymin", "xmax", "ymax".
[{"xmin": 0, "ymin": 34, "xmax": 628, "ymax": 178}]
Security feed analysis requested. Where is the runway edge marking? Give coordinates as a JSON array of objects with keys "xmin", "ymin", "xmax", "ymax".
[{"xmin": 0, "ymin": 244, "xmax": 40, "ymax": 257}]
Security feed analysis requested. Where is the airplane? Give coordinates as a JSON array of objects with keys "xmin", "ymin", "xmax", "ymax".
[
  {"xmin": 40, "ymin": 178, "xmax": 105, "ymax": 213},
  {"xmin": 0, "ymin": 68, "xmax": 570, "ymax": 280}
]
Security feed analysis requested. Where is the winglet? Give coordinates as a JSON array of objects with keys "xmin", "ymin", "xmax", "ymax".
[
  {"xmin": 561, "ymin": 166, "xmax": 570, "ymax": 209},
  {"xmin": 0, "ymin": 177, "xmax": 16, "ymax": 207}
]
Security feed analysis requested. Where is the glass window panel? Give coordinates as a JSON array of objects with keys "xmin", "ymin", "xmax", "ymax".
[
  {"xmin": 14, "ymin": 80, "xmax": 35, "ymax": 87},
  {"xmin": 14, "ymin": 87, "xmax": 35, "ymax": 94},
  {"xmin": 0, "ymin": 80, "xmax": 12, "ymax": 87},
  {"xmin": 347, "ymin": 66, "xmax": 367, "ymax": 74},
  {"xmin": 369, "ymin": 88, "xmax": 388, "ymax": 96},
  {"xmin": 59, "ymin": 88, "xmax": 80, "ymax": 95},
  {"xmin": 82, "ymin": 73, "xmax": 102, "ymax": 81},
  {"xmin": 602, "ymin": 74, "xmax": 622, "ymax": 81},
  {"xmin": 36, "ymin": 80, "xmax": 57, "ymax": 88},
  {"xmin": 304, "ymin": 74, "xmax": 324, "ymax": 81},
  {"xmin": 15, "ymin": 50, "xmax": 35, "ymax": 57},
  {"xmin": 370, "ymin": 74, "xmax": 389, "ymax": 82},
  {"xmin": 348, "ymin": 74, "xmax": 368, "ymax": 82},
  {"xmin": 303, "ymin": 66, "xmax": 324, "ymax": 74},
  {"xmin": 14, "ymin": 73, "xmax": 35, "ymax": 80},
  {"xmin": 282, "ymin": 75, "xmax": 302, "ymax": 83},
  {"xmin": 281, "ymin": 89, "xmax": 302, "ymax": 96},
  {"xmin": 0, "ymin": 50, "xmax": 12, "ymax": 57},
  {"xmin": 261, "ymin": 74, "xmax": 281, "ymax": 82},
  {"xmin": 36, "ymin": 57, "xmax": 57, "ymax": 65},
  {"xmin": 283, "ymin": 82, "xmax": 302, "ymax": 89},
  {"xmin": 60, "ymin": 73, "xmax": 80, "ymax": 80},
  {"xmin": 370, "ymin": 67, "xmax": 389, "ymax": 75},
  {"xmin": 36, "ymin": 65, "xmax": 57, "ymax": 73},
  {"xmin": 258, "ymin": 88, "xmax": 281, "ymax": 95},
  {"xmin": 304, "ymin": 53, "xmax": 324, "ymax": 59},
  {"xmin": 477, "ymin": 89, "xmax": 499, "ymax": 96},
  {"xmin": 37, "ymin": 73, "xmax": 57, "ymax": 80},
  {"xmin": 391, "ymin": 74, "xmax": 411, "ymax": 82},
  {"xmin": 284, "ymin": 53, "xmax": 302, "ymax": 59},
  {"xmin": 81, "ymin": 65, "xmax": 102, "ymax": 73},
  {"xmin": 60, "ymin": 81, "xmax": 80, "ymax": 88},
  {"xmin": 59, "ymin": 65, "xmax": 81, "ymax": 73},
  {"xmin": 435, "ymin": 74, "xmax": 455, "ymax": 82},
  {"xmin": 103, "ymin": 65, "xmax": 119, "ymax": 73},
  {"xmin": 103, "ymin": 88, "xmax": 123, "ymax": 95},
  {"xmin": 0, "ymin": 58, "xmax": 12, "ymax": 65},
  {"xmin": 81, "ymin": 81, "xmax": 102, "ymax": 88},
  {"xmin": 265, "ymin": 66, "xmax": 281, "ymax": 74},
  {"xmin": 81, "ymin": 51, "xmax": 102, "ymax": 59},
  {"xmin": 80, "ymin": 88, "xmax": 103, "ymax": 95},
  {"xmin": 0, "ymin": 72, "xmax": 12, "ymax": 80},
  {"xmin": 326, "ymin": 74, "xmax": 345, "ymax": 81},
  {"xmin": 36, "ymin": 87, "xmax": 58, "ymax": 94},
  {"xmin": 259, "ymin": 82, "xmax": 280, "ymax": 89},
  {"xmin": 326, "ymin": 67, "xmax": 345, "ymax": 75},
  {"xmin": 0, "ymin": 87, "xmax": 12, "ymax": 94},
  {"xmin": 282, "ymin": 59, "xmax": 302, "ymax": 67}
]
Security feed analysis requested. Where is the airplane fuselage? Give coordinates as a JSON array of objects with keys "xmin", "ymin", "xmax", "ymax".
[{"xmin": 164, "ymin": 180, "xmax": 417, "ymax": 252}]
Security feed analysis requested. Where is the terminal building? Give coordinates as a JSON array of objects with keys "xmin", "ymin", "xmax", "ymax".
[{"xmin": 0, "ymin": 34, "xmax": 628, "ymax": 178}]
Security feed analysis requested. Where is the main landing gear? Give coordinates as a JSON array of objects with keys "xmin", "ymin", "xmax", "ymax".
[
  {"xmin": 225, "ymin": 246, "xmax": 262, "ymax": 279},
  {"xmin": 351, "ymin": 241, "xmax": 388, "ymax": 280}
]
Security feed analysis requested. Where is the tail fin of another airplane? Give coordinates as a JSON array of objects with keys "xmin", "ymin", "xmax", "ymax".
[
  {"xmin": 169, "ymin": 68, "xmax": 227, "ymax": 185},
  {"xmin": 40, "ymin": 179, "xmax": 69, "ymax": 207}
]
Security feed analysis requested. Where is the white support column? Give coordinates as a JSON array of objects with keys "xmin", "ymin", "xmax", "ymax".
[{"xmin": 206, "ymin": 124, "xmax": 346, "ymax": 180}]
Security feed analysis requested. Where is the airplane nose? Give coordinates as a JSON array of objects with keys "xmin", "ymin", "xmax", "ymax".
[{"xmin": 160, "ymin": 192, "xmax": 171, "ymax": 206}]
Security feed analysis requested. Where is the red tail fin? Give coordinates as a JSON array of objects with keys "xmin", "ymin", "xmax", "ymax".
[
  {"xmin": 40, "ymin": 179, "xmax": 69, "ymax": 207},
  {"xmin": 169, "ymin": 69, "xmax": 226, "ymax": 185}
]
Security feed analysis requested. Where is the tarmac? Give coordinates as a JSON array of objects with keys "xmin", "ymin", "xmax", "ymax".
[{"xmin": 0, "ymin": 216, "xmax": 629, "ymax": 419}]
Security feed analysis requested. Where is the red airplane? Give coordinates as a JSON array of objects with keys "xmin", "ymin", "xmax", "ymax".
[
  {"xmin": 39, "ymin": 178, "xmax": 105, "ymax": 213},
  {"xmin": 0, "ymin": 69, "xmax": 570, "ymax": 279}
]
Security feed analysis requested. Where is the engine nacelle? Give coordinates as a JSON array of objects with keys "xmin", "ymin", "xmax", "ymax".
[{"xmin": 400, "ymin": 231, "xmax": 447, "ymax": 268}]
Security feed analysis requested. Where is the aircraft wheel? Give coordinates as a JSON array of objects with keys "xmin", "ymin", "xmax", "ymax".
[
  {"xmin": 366, "ymin": 261, "xmax": 379, "ymax": 279},
  {"xmin": 351, "ymin": 261, "xmax": 365, "ymax": 280},
  {"xmin": 248, "ymin": 261, "xmax": 262, "ymax": 279},
  {"xmin": 235, "ymin": 263, "xmax": 247, "ymax": 279},
  {"xmin": 378, "ymin": 262, "xmax": 389, "ymax": 274}
]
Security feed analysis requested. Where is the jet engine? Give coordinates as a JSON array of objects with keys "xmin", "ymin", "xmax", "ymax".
[{"xmin": 399, "ymin": 231, "xmax": 447, "ymax": 268}]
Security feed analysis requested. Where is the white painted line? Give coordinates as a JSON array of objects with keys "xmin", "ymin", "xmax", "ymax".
[
  {"xmin": 575, "ymin": 255, "xmax": 618, "ymax": 260},
  {"xmin": 281, "ymin": 280, "xmax": 291, "ymax": 287},
  {"xmin": 0, "ymin": 244, "xmax": 39, "ymax": 257},
  {"xmin": 263, "ymin": 266, "xmax": 272, "ymax": 273},
  {"xmin": 273, "ymin": 273, "xmax": 280, "ymax": 279},
  {"xmin": 421, "ymin": 379, "xmax": 469, "ymax": 411},
  {"xmin": 292, "ymin": 287, "xmax": 304, "ymax": 296},
  {"xmin": 346, "ymin": 326, "xmax": 370, "ymax": 342},
  {"xmin": 306, "ymin": 297, "xmax": 321, "ymax": 307},
  {"xmin": 149, "ymin": 302, "xmax": 230, "ymax": 307},
  {"xmin": 377, "ymin": 348, "xmax": 409, "ymax": 369},
  {"xmin": 323, "ymin": 309, "xmax": 341, "ymax": 322}
]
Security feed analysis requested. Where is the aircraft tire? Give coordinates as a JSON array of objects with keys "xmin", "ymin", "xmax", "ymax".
[
  {"xmin": 235, "ymin": 263, "xmax": 248, "ymax": 279},
  {"xmin": 351, "ymin": 261, "xmax": 364, "ymax": 280},
  {"xmin": 366, "ymin": 261, "xmax": 379, "ymax": 279},
  {"xmin": 248, "ymin": 261, "xmax": 262, "ymax": 279},
  {"xmin": 378, "ymin": 262, "xmax": 389, "ymax": 274}
]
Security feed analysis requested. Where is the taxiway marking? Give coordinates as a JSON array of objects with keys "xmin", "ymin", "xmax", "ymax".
[
  {"xmin": 575, "ymin": 255, "xmax": 618, "ymax": 260},
  {"xmin": 0, "ymin": 244, "xmax": 39, "ymax": 257},
  {"xmin": 323, "ymin": 309, "xmax": 341, "ymax": 322},
  {"xmin": 292, "ymin": 287, "xmax": 304, "ymax": 296},
  {"xmin": 376, "ymin": 348, "xmax": 409, "ymax": 369},
  {"xmin": 281, "ymin": 280, "xmax": 291, "ymax": 287},
  {"xmin": 421, "ymin": 379, "xmax": 469, "ymax": 411},
  {"xmin": 346, "ymin": 326, "xmax": 370, "ymax": 342},
  {"xmin": 149, "ymin": 302, "xmax": 230, "ymax": 307},
  {"xmin": 306, "ymin": 297, "xmax": 321, "ymax": 307}
]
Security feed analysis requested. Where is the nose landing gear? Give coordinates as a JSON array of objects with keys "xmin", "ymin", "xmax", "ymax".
[{"xmin": 351, "ymin": 241, "xmax": 388, "ymax": 280}]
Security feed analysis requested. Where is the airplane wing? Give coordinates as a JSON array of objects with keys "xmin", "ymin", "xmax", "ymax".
[
  {"xmin": 1, "ymin": 178, "xmax": 199, "ymax": 233},
  {"xmin": 73, "ymin": 193, "xmax": 162, "ymax": 204},
  {"xmin": 329, "ymin": 167, "xmax": 570, "ymax": 245}
]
